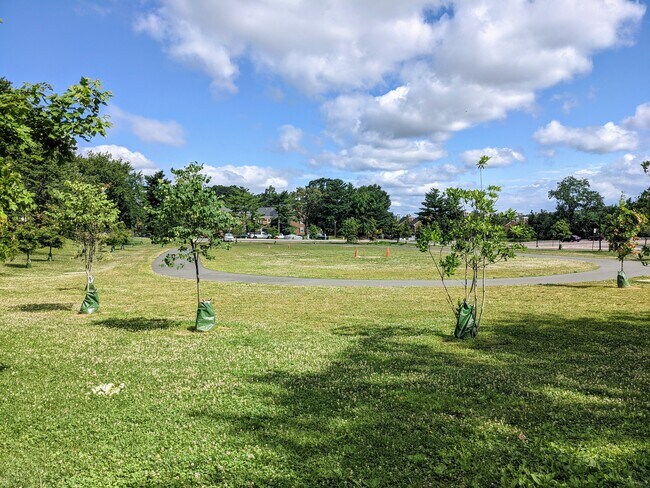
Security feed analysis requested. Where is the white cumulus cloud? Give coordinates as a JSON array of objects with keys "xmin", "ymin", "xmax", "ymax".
[
  {"xmin": 533, "ymin": 120, "xmax": 639, "ymax": 153},
  {"xmin": 78, "ymin": 145, "xmax": 158, "ymax": 175},
  {"xmin": 313, "ymin": 139, "xmax": 446, "ymax": 171},
  {"xmin": 200, "ymin": 164, "xmax": 289, "ymax": 193},
  {"xmin": 279, "ymin": 125, "xmax": 303, "ymax": 152},
  {"xmin": 622, "ymin": 102, "xmax": 650, "ymax": 131},
  {"xmin": 460, "ymin": 147, "xmax": 525, "ymax": 168},
  {"xmin": 109, "ymin": 106, "xmax": 186, "ymax": 147}
]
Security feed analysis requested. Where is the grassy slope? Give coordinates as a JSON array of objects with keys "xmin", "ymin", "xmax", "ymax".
[
  {"xmin": 0, "ymin": 244, "xmax": 648, "ymax": 486},
  {"xmin": 202, "ymin": 242, "xmax": 597, "ymax": 280}
]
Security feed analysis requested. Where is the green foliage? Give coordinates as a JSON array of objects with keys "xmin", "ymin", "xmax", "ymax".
[
  {"xmin": 13, "ymin": 218, "xmax": 41, "ymax": 268},
  {"xmin": 52, "ymin": 180, "xmax": 119, "ymax": 287},
  {"xmin": 76, "ymin": 152, "xmax": 145, "ymax": 229},
  {"xmin": 548, "ymin": 176, "xmax": 604, "ymax": 233},
  {"xmin": 105, "ymin": 222, "xmax": 132, "ymax": 251},
  {"xmin": 507, "ymin": 222, "xmax": 535, "ymax": 242},
  {"xmin": 550, "ymin": 219, "xmax": 571, "ymax": 250},
  {"xmin": 308, "ymin": 224, "xmax": 320, "ymax": 240},
  {"xmin": 417, "ymin": 188, "xmax": 463, "ymax": 236},
  {"xmin": 416, "ymin": 172, "xmax": 523, "ymax": 332},
  {"xmin": 151, "ymin": 163, "xmax": 234, "ymax": 303},
  {"xmin": 0, "ymin": 161, "xmax": 34, "ymax": 260},
  {"xmin": 340, "ymin": 217, "xmax": 360, "ymax": 243},
  {"xmin": 603, "ymin": 196, "xmax": 646, "ymax": 271},
  {"xmin": 0, "ymin": 77, "xmax": 112, "ymax": 209}
]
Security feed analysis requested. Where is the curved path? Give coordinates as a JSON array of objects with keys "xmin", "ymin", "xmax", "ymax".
[{"xmin": 152, "ymin": 250, "xmax": 648, "ymax": 287}]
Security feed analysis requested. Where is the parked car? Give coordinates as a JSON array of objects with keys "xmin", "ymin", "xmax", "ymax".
[
  {"xmin": 284, "ymin": 234, "xmax": 303, "ymax": 240},
  {"xmin": 223, "ymin": 233, "xmax": 235, "ymax": 242},
  {"xmin": 250, "ymin": 232, "xmax": 269, "ymax": 239},
  {"xmin": 316, "ymin": 233, "xmax": 328, "ymax": 240},
  {"xmin": 569, "ymin": 235, "xmax": 581, "ymax": 242}
]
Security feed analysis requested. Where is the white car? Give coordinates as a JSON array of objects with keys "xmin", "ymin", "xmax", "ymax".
[
  {"xmin": 223, "ymin": 233, "xmax": 235, "ymax": 242},
  {"xmin": 284, "ymin": 234, "xmax": 303, "ymax": 240}
]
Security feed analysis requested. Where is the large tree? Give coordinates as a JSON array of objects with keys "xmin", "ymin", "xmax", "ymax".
[
  {"xmin": 0, "ymin": 77, "xmax": 111, "ymax": 210},
  {"xmin": 306, "ymin": 178, "xmax": 354, "ymax": 236},
  {"xmin": 352, "ymin": 184, "xmax": 392, "ymax": 236},
  {"xmin": 548, "ymin": 176, "xmax": 604, "ymax": 233},
  {"xmin": 151, "ymin": 163, "xmax": 234, "ymax": 331},
  {"xmin": 418, "ymin": 188, "xmax": 463, "ymax": 236}
]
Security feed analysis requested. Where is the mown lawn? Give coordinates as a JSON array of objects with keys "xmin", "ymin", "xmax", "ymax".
[
  {"xmin": 202, "ymin": 242, "xmax": 597, "ymax": 280},
  {"xmin": 0, "ymin": 243, "xmax": 649, "ymax": 486}
]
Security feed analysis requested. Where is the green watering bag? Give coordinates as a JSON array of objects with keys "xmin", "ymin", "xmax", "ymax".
[
  {"xmin": 196, "ymin": 301, "xmax": 216, "ymax": 332},
  {"xmin": 80, "ymin": 290, "xmax": 100, "ymax": 314},
  {"xmin": 455, "ymin": 301, "xmax": 477, "ymax": 339},
  {"xmin": 617, "ymin": 271, "xmax": 630, "ymax": 288}
]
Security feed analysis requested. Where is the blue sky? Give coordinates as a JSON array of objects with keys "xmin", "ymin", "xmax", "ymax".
[{"xmin": 2, "ymin": 0, "xmax": 649, "ymax": 214}]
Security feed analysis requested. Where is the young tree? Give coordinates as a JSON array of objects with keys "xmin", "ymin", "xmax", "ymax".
[
  {"xmin": 550, "ymin": 219, "xmax": 571, "ymax": 250},
  {"xmin": 14, "ymin": 218, "xmax": 41, "ymax": 268},
  {"xmin": 340, "ymin": 217, "xmax": 360, "ymax": 243},
  {"xmin": 38, "ymin": 224, "xmax": 64, "ymax": 261},
  {"xmin": 603, "ymin": 196, "xmax": 647, "ymax": 287},
  {"xmin": 53, "ymin": 181, "xmax": 119, "ymax": 313},
  {"xmin": 151, "ymin": 163, "xmax": 234, "ymax": 331},
  {"xmin": 105, "ymin": 222, "xmax": 131, "ymax": 251},
  {"xmin": 416, "ymin": 159, "xmax": 524, "ymax": 339},
  {"xmin": 308, "ymin": 224, "xmax": 320, "ymax": 240}
]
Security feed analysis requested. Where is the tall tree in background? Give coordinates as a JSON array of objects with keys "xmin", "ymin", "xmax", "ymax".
[
  {"xmin": 418, "ymin": 188, "xmax": 463, "ymax": 236},
  {"xmin": 293, "ymin": 186, "xmax": 322, "ymax": 237},
  {"xmin": 151, "ymin": 163, "xmax": 234, "ymax": 331},
  {"xmin": 548, "ymin": 176, "xmax": 604, "ymax": 233},
  {"xmin": 353, "ymin": 184, "xmax": 392, "ymax": 236},
  {"xmin": 306, "ymin": 178, "xmax": 354, "ymax": 236},
  {"xmin": 76, "ymin": 152, "xmax": 145, "ymax": 229}
]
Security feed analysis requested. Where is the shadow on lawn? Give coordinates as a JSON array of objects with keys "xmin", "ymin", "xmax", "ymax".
[
  {"xmin": 94, "ymin": 317, "xmax": 178, "ymax": 332},
  {"xmin": 13, "ymin": 303, "xmax": 73, "ymax": 312},
  {"xmin": 190, "ymin": 311, "xmax": 650, "ymax": 486}
]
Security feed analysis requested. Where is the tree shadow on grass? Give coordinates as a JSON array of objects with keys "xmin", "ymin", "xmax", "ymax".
[
  {"xmin": 94, "ymin": 317, "xmax": 178, "ymax": 332},
  {"xmin": 188, "ymin": 311, "xmax": 650, "ymax": 486},
  {"xmin": 13, "ymin": 303, "xmax": 73, "ymax": 312},
  {"xmin": 0, "ymin": 364, "xmax": 8, "ymax": 373}
]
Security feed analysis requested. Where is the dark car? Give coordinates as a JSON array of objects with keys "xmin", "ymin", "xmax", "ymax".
[{"xmin": 569, "ymin": 235, "xmax": 581, "ymax": 242}]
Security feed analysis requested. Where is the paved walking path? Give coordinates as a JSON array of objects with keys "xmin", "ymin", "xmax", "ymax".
[{"xmin": 152, "ymin": 250, "xmax": 648, "ymax": 287}]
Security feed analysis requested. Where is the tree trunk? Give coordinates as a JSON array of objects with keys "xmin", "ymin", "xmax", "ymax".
[
  {"xmin": 192, "ymin": 241, "xmax": 201, "ymax": 305},
  {"xmin": 26, "ymin": 250, "xmax": 32, "ymax": 268},
  {"xmin": 48, "ymin": 246, "xmax": 53, "ymax": 261}
]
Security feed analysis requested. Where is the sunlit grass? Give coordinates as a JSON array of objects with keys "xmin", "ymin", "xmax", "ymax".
[
  {"xmin": 203, "ymin": 242, "xmax": 597, "ymax": 279},
  {"xmin": 1, "ymin": 243, "xmax": 648, "ymax": 486}
]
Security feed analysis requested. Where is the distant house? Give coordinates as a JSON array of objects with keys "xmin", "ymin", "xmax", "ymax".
[
  {"xmin": 400, "ymin": 215, "xmax": 422, "ymax": 234},
  {"xmin": 504, "ymin": 214, "xmax": 529, "ymax": 232},
  {"xmin": 257, "ymin": 207, "xmax": 305, "ymax": 235},
  {"xmin": 258, "ymin": 207, "xmax": 278, "ymax": 229}
]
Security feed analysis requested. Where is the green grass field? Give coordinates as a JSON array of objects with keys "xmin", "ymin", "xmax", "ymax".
[
  {"xmin": 202, "ymin": 242, "xmax": 597, "ymax": 280},
  {"xmin": 1, "ymin": 243, "xmax": 649, "ymax": 486}
]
